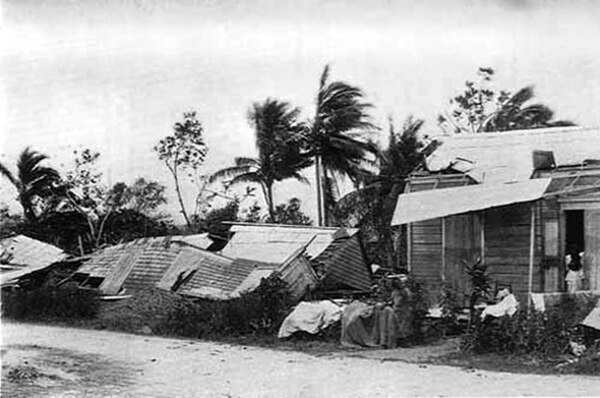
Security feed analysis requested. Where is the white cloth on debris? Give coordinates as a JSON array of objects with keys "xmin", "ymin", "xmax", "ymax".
[
  {"xmin": 581, "ymin": 299, "xmax": 600, "ymax": 331},
  {"xmin": 530, "ymin": 293, "xmax": 546, "ymax": 312},
  {"xmin": 481, "ymin": 294, "xmax": 518, "ymax": 320},
  {"xmin": 278, "ymin": 301, "xmax": 345, "ymax": 339}
]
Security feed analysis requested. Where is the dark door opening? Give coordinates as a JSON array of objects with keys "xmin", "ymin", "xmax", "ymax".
[{"xmin": 565, "ymin": 210, "xmax": 585, "ymax": 256}]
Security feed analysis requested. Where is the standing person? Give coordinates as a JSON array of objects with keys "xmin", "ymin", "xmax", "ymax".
[{"xmin": 566, "ymin": 252, "xmax": 585, "ymax": 293}]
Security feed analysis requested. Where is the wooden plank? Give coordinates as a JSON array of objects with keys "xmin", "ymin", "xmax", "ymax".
[
  {"xmin": 99, "ymin": 251, "xmax": 139, "ymax": 295},
  {"xmin": 528, "ymin": 205, "xmax": 535, "ymax": 309},
  {"xmin": 584, "ymin": 209, "xmax": 600, "ymax": 290}
]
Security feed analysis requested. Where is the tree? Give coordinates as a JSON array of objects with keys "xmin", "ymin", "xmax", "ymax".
[
  {"xmin": 196, "ymin": 200, "xmax": 240, "ymax": 250},
  {"xmin": 305, "ymin": 65, "xmax": 378, "ymax": 226},
  {"xmin": 58, "ymin": 149, "xmax": 113, "ymax": 249},
  {"xmin": 107, "ymin": 178, "xmax": 167, "ymax": 214},
  {"xmin": 270, "ymin": 198, "xmax": 312, "ymax": 226},
  {"xmin": 209, "ymin": 98, "xmax": 310, "ymax": 220},
  {"xmin": 439, "ymin": 67, "xmax": 575, "ymax": 134},
  {"xmin": 0, "ymin": 147, "xmax": 60, "ymax": 223},
  {"xmin": 155, "ymin": 112, "xmax": 208, "ymax": 228},
  {"xmin": 334, "ymin": 116, "xmax": 425, "ymax": 268}
]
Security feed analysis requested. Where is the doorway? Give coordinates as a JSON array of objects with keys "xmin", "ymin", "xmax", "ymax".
[{"xmin": 565, "ymin": 210, "xmax": 585, "ymax": 257}]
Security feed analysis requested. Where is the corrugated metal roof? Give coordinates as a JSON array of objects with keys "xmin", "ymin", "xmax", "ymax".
[
  {"xmin": 222, "ymin": 223, "xmax": 358, "ymax": 263},
  {"xmin": 426, "ymin": 127, "xmax": 600, "ymax": 184},
  {"xmin": 392, "ymin": 178, "xmax": 552, "ymax": 225},
  {"xmin": 0, "ymin": 235, "xmax": 66, "ymax": 285}
]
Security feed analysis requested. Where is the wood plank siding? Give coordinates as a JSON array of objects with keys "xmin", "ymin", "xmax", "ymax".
[
  {"xmin": 483, "ymin": 204, "xmax": 543, "ymax": 299},
  {"xmin": 410, "ymin": 218, "xmax": 443, "ymax": 301}
]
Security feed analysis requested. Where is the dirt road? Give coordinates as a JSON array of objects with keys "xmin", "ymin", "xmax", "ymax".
[{"xmin": 2, "ymin": 322, "xmax": 599, "ymax": 397}]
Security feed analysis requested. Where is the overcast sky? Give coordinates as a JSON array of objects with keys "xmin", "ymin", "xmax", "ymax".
[{"xmin": 2, "ymin": 0, "xmax": 600, "ymax": 222}]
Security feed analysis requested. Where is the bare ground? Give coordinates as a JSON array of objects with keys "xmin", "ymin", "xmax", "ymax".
[{"xmin": 2, "ymin": 322, "xmax": 599, "ymax": 397}]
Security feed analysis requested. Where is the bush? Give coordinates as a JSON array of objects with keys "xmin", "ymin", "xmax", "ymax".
[
  {"xmin": 94, "ymin": 288, "xmax": 184, "ymax": 332},
  {"xmin": 1, "ymin": 284, "xmax": 99, "ymax": 321},
  {"xmin": 460, "ymin": 296, "xmax": 597, "ymax": 358},
  {"xmin": 159, "ymin": 274, "xmax": 294, "ymax": 338}
]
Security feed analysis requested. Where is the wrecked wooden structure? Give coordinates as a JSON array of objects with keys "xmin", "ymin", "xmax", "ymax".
[
  {"xmin": 221, "ymin": 223, "xmax": 372, "ymax": 294},
  {"xmin": 74, "ymin": 234, "xmax": 317, "ymax": 300},
  {"xmin": 392, "ymin": 126, "xmax": 600, "ymax": 304},
  {"xmin": 0, "ymin": 235, "xmax": 67, "ymax": 287}
]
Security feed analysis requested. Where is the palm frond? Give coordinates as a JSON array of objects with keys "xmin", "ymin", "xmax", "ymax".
[
  {"xmin": 0, "ymin": 162, "xmax": 18, "ymax": 187},
  {"xmin": 208, "ymin": 164, "xmax": 254, "ymax": 184}
]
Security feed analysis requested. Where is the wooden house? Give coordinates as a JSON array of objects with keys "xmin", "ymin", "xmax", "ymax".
[{"xmin": 391, "ymin": 126, "xmax": 600, "ymax": 304}]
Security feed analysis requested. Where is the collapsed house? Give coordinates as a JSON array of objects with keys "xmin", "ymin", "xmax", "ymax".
[
  {"xmin": 0, "ymin": 235, "xmax": 67, "ymax": 287},
  {"xmin": 220, "ymin": 223, "xmax": 372, "ymax": 294},
  {"xmin": 74, "ymin": 234, "xmax": 317, "ymax": 300},
  {"xmin": 392, "ymin": 126, "xmax": 600, "ymax": 305}
]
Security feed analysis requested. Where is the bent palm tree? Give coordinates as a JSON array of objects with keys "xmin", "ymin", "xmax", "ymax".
[
  {"xmin": 0, "ymin": 147, "xmax": 60, "ymax": 222},
  {"xmin": 210, "ymin": 98, "xmax": 311, "ymax": 220},
  {"xmin": 482, "ymin": 86, "xmax": 575, "ymax": 132},
  {"xmin": 307, "ymin": 65, "xmax": 378, "ymax": 226}
]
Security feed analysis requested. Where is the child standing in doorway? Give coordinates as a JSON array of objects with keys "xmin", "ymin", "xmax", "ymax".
[{"xmin": 566, "ymin": 252, "xmax": 585, "ymax": 293}]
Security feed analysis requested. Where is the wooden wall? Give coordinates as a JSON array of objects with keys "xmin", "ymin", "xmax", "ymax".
[
  {"xmin": 410, "ymin": 218, "xmax": 443, "ymax": 302},
  {"xmin": 483, "ymin": 204, "xmax": 543, "ymax": 299}
]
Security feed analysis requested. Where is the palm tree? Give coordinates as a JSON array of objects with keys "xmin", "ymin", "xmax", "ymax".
[
  {"xmin": 334, "ymin": 116, "xmax": 425, "ymax": 268},
  {"xmin": 482, "ymin": 86, "xmax": 575, "ymax": 132},
  {"xmin": 210, "ymin": 98, "xmax": 311, "ymax": 220},
  {"xmin": 0, "ymin": 147, "xmax": 60, "ymax": 222},
  {"xmin": 306, "ymin": 65, "xmax": 377, "ymax": 226}
]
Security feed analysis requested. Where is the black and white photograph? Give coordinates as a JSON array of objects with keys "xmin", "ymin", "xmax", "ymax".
[{"xmin": 1, "ymin": 0, "xmax": 600, "ymax": 396}]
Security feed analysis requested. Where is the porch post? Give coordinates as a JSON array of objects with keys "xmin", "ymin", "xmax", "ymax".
[
  {"xmin": 527, "ymin": 203, "xmax": 536, "ymax": 312},
  {"xmin": 406, "ymin": 223, "xmax": 412, "ymax": 272},
  {"xmin": 441, "ymin": 217, "xmax": 446, "ymax": 282}
]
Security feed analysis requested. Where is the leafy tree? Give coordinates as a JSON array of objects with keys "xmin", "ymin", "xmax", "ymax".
[
  {"xmin": 209, "ymin": 98, "xmax": 310, "ymax": 220},
  {"xmin": 0, "ymin": 148, "xmax": 61, "ymax": 223},
  {"xmin": 334, "ymin": 116, "xmax": 425, "ymax": 268},
  {"xmin": 305, "ymin": 65, "xmax": 378, "ymax": 226},
  {"xmin": 57, "ymin": 149, "xmax": 112, "ymax": 249},
  {"xmin": 439, "ymin": 67, "xmax": 575, "ymax": 134},
  {"xmin": 196, "ymin": 200, "xmax": 240, "ymax": 250},
  {"xmin": 270, "ymin": 198, "xmax": 312, "ymax": 226},
  {"xmin": 154, "ymin": 112, "xmax": 208, "ymax": 228},
  {"xmin": 107, "ymin": 178, "xmax": 167, "ymax": 214},
  {"xmin": 0, "ymin": 205, "xmax": 24, "ymax": 238}
]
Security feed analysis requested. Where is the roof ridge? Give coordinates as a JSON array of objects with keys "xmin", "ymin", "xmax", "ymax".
[{"xmin": 437, "ymin": 126, "xmax": 597, "ymax": 141}]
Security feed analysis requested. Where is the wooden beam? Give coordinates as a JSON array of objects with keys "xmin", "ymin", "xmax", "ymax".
[
  {"xmin": 527, "ymin": 204, "xmax": 536, "ymax": 311},
  {"xmin": 407, "ymin": 223, "xmax": 412, "ymax": 272},
  {"xmin": 546, "ymin": 185, "xmax": 600, "ymax": 198},
  {"xmin": 441, "ymin": 217, "xmax": 446, "ymax": 282},
  {"xmin": 480, "ymin": 212, "xmax": 485, "ymax": 264}
]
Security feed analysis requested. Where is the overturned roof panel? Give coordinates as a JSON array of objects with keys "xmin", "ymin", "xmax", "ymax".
[
  {"xmin": 392, "ymin": 178, "xmax": 552, "ymax": 225},
  {"xmin": 222, "ymin": 223, "xmax": 358, "ymax": 263},
  {"xmin": 0, "ymin": 235, "xmax": 66, "ymax": 286}
]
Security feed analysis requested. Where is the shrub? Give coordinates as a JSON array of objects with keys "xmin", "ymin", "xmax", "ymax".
[
  {"xmin": 1, "ymin": 284, "xmax": 99, "ymax": 321},
  {"xmin": 439, "ymin": 282, "xmax": 463, "ymax": 336},
  {"xmin": 404, "ymin": 276, "xmax": 430, "ymax": 342},
  {"xmin": 95, "ymin": 288, "xmax": 184, "ymax": 332},
  {"xmin": 460, "ymin": 296, "xmax": 597, "ymax": 358},
  {"xmin": 159, "ymin": 273, "xmax": 294, "ymax": 338}
]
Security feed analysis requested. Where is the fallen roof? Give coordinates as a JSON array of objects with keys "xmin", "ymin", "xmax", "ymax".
[
  {"xmin": 425, "ymin": 126, "xmax": 600, "ymax": 184},
  {"xmin": 0, "ymin": 235, "xmax": 66, "ymax": 286},
  {"xmin": 76, "ymin": 233, "xmax": 315, "ymax": 300},
  {"xmin": 392, "ymin": 178, "xmax": 552, "ymax": 225},
  {"xmin": 221, "ymin": 223, "xmax": 359, "ymax": 264}
]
